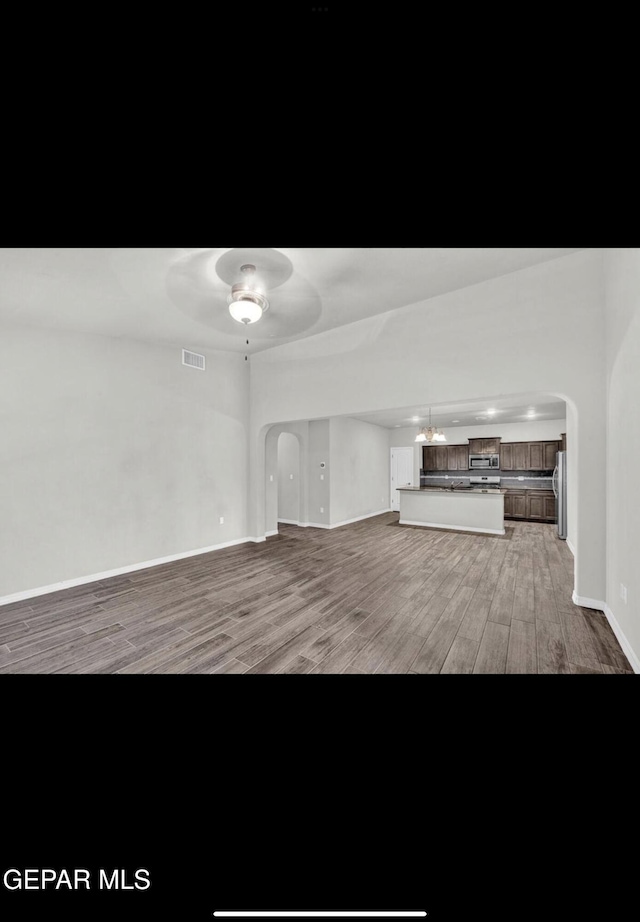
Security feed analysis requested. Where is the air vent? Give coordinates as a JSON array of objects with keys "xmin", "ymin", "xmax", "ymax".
[{"xmin": 182, "ymin": 349, "xmax": 206, "ymax": 371}]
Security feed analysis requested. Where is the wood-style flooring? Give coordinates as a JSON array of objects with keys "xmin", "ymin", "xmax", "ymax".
[{"xmin": 0, "ymin": 516, "xmax": 634, "ymax": 674}]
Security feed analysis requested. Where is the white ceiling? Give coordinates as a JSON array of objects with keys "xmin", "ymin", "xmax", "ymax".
[
  {"xmin": 0, "ymin": 248, "xmax": 586, "ymax": 354},
  {"xmin": 353, "ymin": 396, "xmax": 567, "ymax": 430}
]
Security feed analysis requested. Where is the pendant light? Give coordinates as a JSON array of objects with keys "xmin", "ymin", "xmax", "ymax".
[{"xmin": 415, "ymin": 408, "xmax": 447, "ymax": 443}]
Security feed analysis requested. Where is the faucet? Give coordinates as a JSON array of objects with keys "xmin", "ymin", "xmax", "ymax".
[{"xmin": 450, "ymin": 481, "xmax": 465, "ymax": 491}]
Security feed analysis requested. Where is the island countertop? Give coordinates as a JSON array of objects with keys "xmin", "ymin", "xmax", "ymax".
[
  {"xmin": 398, "ymin": 485, "xmax": 505, "ymax": 535},
  {"xmin": 398, "ymin": 487, "xmax": 506, "ymax": 496}
]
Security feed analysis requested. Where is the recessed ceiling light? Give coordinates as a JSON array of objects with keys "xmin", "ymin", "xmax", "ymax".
[
  {"xmin": 411, "ymin": 417, "xmax": 420, "ymax": 422},
  {"xmin": 486, "ymin": 409, "xmax": 497, "ymax": 416},
  {"xmin": 394, "ymin": 425, "xmax": 401, "ymax": 428},
  {"xmin": 452, "ymin": 420, "xmax": 460, "ymax": 423}
]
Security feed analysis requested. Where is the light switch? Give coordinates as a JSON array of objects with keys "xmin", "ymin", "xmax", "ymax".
[
  {"xmin": 270, "ymin": 475, "xmax": 274, "ymax": 482},
  {"xmin": 290, "ymin": 474, "xmax": 294, "ymax": 480},
  {"xmin": 219, "ymin": 517, "xmax": 224, "ymax": 525},
  {"xmin": 320, "ymin": 474, "xmax": 324, "ymax": 481}
]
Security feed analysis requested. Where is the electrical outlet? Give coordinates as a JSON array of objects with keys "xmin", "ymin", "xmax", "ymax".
[
  {"xmin": 270, "ymin": 475, "xmax": 274, "ymax": 482},
  {"xmin": 320, "ymin": 507, "xmax": 324, "ymax": 514},
  {"xmin": 620, "ymin": 584, "xmax": 627, "ymax": 604},
  {"xmin": 320, "ymin": 474, "xmax": 324, "ymax": 481},
  {"xmin": 445, "ymin": 475, "xmax": 449, "ymax": 480},
  {"xmin": 219, "ymin": 517, "xmax": 225, "ymax": 525},
  {"xmin": 290, "ymin": 474, "xmax": 294, "ymax": 480}
]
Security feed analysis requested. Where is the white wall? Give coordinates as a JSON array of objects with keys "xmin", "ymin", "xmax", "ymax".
[
  {"xmin": 329, "ymin": 417, "xmax": 389, "ymax": 525},
  {"xmin": 604, "ymin": 248, "xmax": 640, "ymax": 670},
  {"xmin": 277, "ymin": 433, "xmax": 300, "ymax": 523},
  {"xmin": 249, "ymin": 249, "xmax": 606, "ymax": 602},
  {"xmin": 308, "ymin": 420, "xmax": 331, "ymax": 527},
  {"xmin": 0, "ymin": 325, "xmax": 250, "ymax": 599},
  {"xmin": 389, "ymin": 418, "xmax": 567, "ymax": 485}
]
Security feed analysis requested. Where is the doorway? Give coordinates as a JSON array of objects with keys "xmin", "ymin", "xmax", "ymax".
[
  {"xmin": 391, "ymin": 447, "xmax": 415, "ymax": 512},
  {"xmin": 278, "ymin": 432, "xmax": 301, "ymax": 525}
]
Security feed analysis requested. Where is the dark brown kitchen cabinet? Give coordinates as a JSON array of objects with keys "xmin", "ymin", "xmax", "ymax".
[
  {"xmin": 513, "ymin": 443, "xmax": 529, "ymax": 470},
  {"xmin": 544, "ymin": 494, "xmax": 557, "ymax": 519},
  {"xmin": 544, "ymin": 441, "xmax": 560, "ymax": 470},
  {"xmin": 529, "ymin": 442, "xmax": 544, "ymax": 470},
  {"xmin": 528, "ymin": 494, "xmax": 546, "ymax": 519},
  {"xmin": 501, "ymin": 440, "xmax": 560, "ymax": 472},
  {"xmin": 423, "ymin": 444, "xmax": 469, "ymax": 472},
  {"xmin": 455, "ymin": 445, "xmax": 469, "ymax": 470},
  {"xmin": 500, "ymin": 444, "xmax": 514, "ymax": 470},
  {"xmin": 435, "ymin": 446, "xmax": 448, "ymax": 471},
  {"xmin": 469, "ymin": 438, "xmax": 501, "ymax": 455},
  {"xmin": 504, "ymin": 491, "xmax": 527, "ymax": 518},
  {"xmin": 504, "ymin": 490, "xmax": 557, "ymax": 522},
  {"xmin": 423, "ymin": 446, "xmax": 437, "ymax": 471},
  {"xmin": 482, "ymin": 438, "xmax": 500, "ymax": 454}
]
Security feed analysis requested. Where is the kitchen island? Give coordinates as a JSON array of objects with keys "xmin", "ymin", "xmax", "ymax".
[{"xmin": 398, "ymin": 486, "xmax": 506, "ymax": 536}]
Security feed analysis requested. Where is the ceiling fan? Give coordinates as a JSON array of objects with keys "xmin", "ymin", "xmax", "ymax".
[{"xmin": 166, "ymin": 248, "xmax": 323, "ymax": 345}]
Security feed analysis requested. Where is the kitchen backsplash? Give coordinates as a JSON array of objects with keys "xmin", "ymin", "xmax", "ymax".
[{"xmin": 420, "ymin": 469, "xmax": 554, "ymax": 489}]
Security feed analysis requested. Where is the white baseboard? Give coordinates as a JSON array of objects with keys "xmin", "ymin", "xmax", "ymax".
[
  {"xmin": 265, "ymin": 530, "xmax": 279, "ymax": 538},
  {"xmin": 603, "ymin": 604, "xmax": 640, "ymax": 674},
  {"xmin": 277, "ymin": 519, "xmax": 300, "ymax": 526},
  {"xmin": 400, "ymin": 519, "xmax": 505, "ymax": 536},
  {"xmin": 323, "ymin": 509, "xmax": 392, "ymax": 530},
  {"xmin": 281, "ymin": 509, "xmax": 393, "ymax": 532},
  {"xmin": 572, "ymin": 592, "xmax": 605, "ymax": 611},
  {"xmin": 0, "ymin": 537, "xmax": 255, "ymax": 608},
  {"xmin": 566, "ymin": 539, "xmax": 576, "ymax": 557},
  {"xmin": 572, "ymin": 592, "xmax": 639, "ymax": 675}
]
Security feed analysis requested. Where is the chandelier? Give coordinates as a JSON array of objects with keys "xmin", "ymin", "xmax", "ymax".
[{"xmin": 415, "ymin": 408, "xmax": 447, "ymax": 443}]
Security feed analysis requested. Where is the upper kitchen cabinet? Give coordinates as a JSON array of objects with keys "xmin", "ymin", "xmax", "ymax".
[
  {"xmin": 468, "ymin": 438, "xmax": 501, "ymax": 455},
  {"xmin": 529, "ymin": 442, "xmax": 544, "ymax": 470},
  {"xmin": 455, "ymin": 445, "xmax": 469, "ymax": 470},
  {"xmin": 482, "ymin": 438, "xmax": 501, "ymax": 454},
  {"xmin": 423, "ymin": 444, "xmax": 469, "ymax": 472},
  {"xmin": 500, "ymin": 444, "xmax": 514, "ymax": 470},
  {"xmin": 501, "ymin": 440, "xmax": 561, "ymax": 471},
  {"xmin": 544, "ymin": 441, "xmax": 560, "ymax": 470},
  {"xmin": 423, "ymin": 446, "xmax": 437, "ymax": 471},
  {"xmin": 513, "ymin": 443, "xmax": 529, "ymax": 470},
  {"xmin": 435, "ymin": 446, "xmax": 448, "ymax": 471}
]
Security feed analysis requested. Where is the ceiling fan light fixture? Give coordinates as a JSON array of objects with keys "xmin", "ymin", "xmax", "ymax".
[{"xmin": 228, "ymin": 264, "xmax": 270, "ymax": 325}]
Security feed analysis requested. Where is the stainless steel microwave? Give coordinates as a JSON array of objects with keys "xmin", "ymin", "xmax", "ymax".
[{"xmin": 469, "ymin": 454, "xmax": 500, "ymax": 470}]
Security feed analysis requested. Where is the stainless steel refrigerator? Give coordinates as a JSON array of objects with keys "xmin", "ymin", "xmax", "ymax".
[{"xmin": 553, "ymin": 451, "xmax": 568, "ymax": 540}]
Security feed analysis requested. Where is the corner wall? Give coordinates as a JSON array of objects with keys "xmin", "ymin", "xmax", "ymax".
[
  {"xmin": 0, "ymin": 325, "xmax": 250, "ymax": 599},
  {"xmin": 604, "ymin": 248, "xmax": 640, "ymax": 671},
  {"xmin": 329, "ymin": 417, "xmax": 389, "ymax": 525}
]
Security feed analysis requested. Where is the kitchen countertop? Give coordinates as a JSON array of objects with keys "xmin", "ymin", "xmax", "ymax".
[
  {"xmin": 502, "ymin": 486, "xmax": 555, "ymax": 493},
  {"xmin": 399, "ymin": 486, "xmax": 506, "ymax": 496}
]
